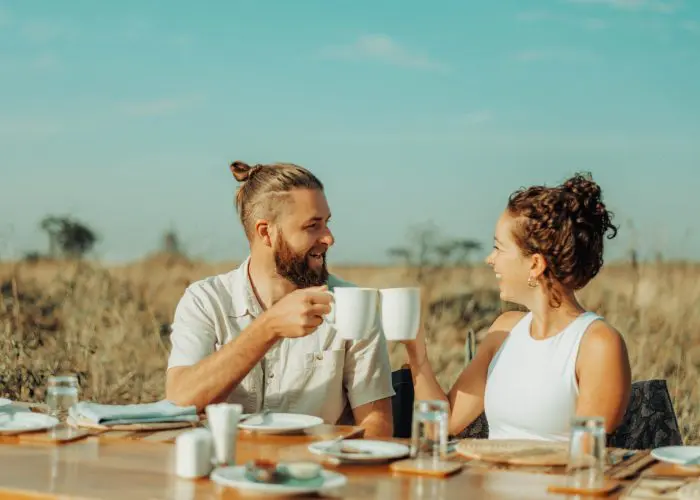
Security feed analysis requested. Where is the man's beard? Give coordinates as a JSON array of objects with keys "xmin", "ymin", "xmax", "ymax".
[{"xmin": 274, "ymin": 235, "xmax": 328, "ymax": 288}]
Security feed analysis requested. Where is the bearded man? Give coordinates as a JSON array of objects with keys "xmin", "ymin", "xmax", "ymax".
[{"xmin": 165, "ymin": 161, "xmax": 395, "ymax": 437}]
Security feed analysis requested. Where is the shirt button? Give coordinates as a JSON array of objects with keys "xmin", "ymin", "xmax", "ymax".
[
  {"xmin": 316, "ymin": 353, "xmax": 323, "ymax": 361},
  {"xmin": 269, "ymin": 373, "xmax": 274, "ymax": 378}
]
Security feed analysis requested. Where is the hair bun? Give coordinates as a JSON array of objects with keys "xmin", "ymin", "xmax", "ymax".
[
  {"xmin": 562, "ymin": 172, "xmax": 601, "ymax": 203},
  {"xmin": 230, "ymin": 161, "xmax": 261, "ymax": 182},
  {"xmin": 561, "ymin": 171, "xmax": 617, "ymax": 239}
]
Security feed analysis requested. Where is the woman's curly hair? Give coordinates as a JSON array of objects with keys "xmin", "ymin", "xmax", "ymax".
[{"xmin": 506, "ymin": 172, "xmax": 619, "ymax": 307}]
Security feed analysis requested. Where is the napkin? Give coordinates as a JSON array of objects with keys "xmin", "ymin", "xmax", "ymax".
[{"xmin": 69, "ymin": 400, "xmax": 198, "ymax": 426}]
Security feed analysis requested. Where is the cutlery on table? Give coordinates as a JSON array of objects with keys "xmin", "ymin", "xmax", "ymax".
[{"xmin": 239, "ymin": 409, "xmax": 271, "ymax": 425}]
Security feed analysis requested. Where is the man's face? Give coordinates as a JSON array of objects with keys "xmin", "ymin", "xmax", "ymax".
[{"xmin": 271, "ymin": 189, "xmax": 334, "ymax": 288}]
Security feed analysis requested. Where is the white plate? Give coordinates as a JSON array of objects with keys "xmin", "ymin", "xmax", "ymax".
[
  {"xmin": 0, "ymin": 412, "xmax": 59, "ymax": 435},
  {"xmin": 238, "ymin": 413, "xmax": 323, "ymax": 434},
  {"xmin": 651, "ymin": 446, "xmax": 700, "ymax": 466},
  {"xmin": 210, "ymin": 466, "xmax": 346, "ymax": 495},
  {"xmin": 308, "ymin": 439, "xmax": 410, "ymax": 463},
  {"xmin": 0, "ymin": 398, "xmax": 11, "ymax": 407}
]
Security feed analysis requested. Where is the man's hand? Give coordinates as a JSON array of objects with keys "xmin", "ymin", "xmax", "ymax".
[{"xmin": 260, "ymin": 286, "xmax": 333, "ymax": 339}]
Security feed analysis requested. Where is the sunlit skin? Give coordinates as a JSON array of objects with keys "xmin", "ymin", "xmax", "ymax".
[{"xmin": 403, "ymin": 209, "xmax": 632, "ymax": 436}]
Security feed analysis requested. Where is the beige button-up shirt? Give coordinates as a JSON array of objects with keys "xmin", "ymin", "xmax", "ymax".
[{"xmin": 167, "ymin": 257, "xmax": 395, "ymax": 424}]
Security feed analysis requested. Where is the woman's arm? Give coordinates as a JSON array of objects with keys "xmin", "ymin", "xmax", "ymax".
[{"xmin": 405, "ymin": 311, "xmax": 524, "ymax": 435}]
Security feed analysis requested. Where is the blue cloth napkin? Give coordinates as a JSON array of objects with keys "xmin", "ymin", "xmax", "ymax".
[{"xmin": 69, "ymin": 400, "xmax": 198, "ymax": 425}]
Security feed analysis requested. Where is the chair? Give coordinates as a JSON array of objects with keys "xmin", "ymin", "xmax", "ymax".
[
  {"xmin": 391, "ymin": 367, "xmax": 414, "ymax": 438},
  {"xmin": 607, "ymin": 379, "xmax": 683, "ymax": 450},
  {"xmin": 454, "ymin": 412, "xmax": 489, "ymax": 439},
  {"xmin": 391, "ymin": 366, "xmax": 490, "ymax": 440}
]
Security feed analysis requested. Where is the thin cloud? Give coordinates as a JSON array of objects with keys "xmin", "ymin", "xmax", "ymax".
[
  {"xmin": 319, "ymin": 34, "xmax": 448, "ymax": 71},
  {"xmin": 581, "ymin": 17, "xmax": 609, "ymax": 29},
  {"xmin": 516, "ymin": 10, "xmax": 609, "ymax": 30},
  {"xmin": 0, "ymin": 117, "xmax": 62, "ymax": 140},
  {"xmin": 513, "ymin": 48, "xmax": 597, "ymax": 63},
  {"xmin": 463, "ymin": 111, "xmax": 494, "ymax": 125},
  {"xmin": 516, "ymin": 10, "xmax": 554, "ymax": 22},
  {"xmin": 565, "ymin": 0, "xmax": 681, "ymax": 14},
  {"xmin": 21, "ymin": 20, "xmax": 69, "ymax": 44},
  {"xmin": 30, "ymin": 53, "xmax": 61, "ymax": 71},
  {"xmin": 117, "ymin": 95, "xmax": 205, "ymax": 117},
  {"xmin": 0, "ymin": 6, "xmax": 11, "ymax": 26},
  {"xmin": 682, "ymin": 20, "xmax": 700, "ymax": 33}
]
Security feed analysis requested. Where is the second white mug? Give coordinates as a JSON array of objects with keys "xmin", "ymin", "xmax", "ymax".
[{"xmin": 379, "ymin": 287, "xmax": 421, "ymax": 341}]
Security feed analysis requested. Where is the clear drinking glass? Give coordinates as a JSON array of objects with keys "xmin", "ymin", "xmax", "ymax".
[
  {"xmin": 566, "ymin": 416, "xmax": 607, "ymax": 489},
  {"xmin": 46, "ymin": 374, "xmax": 79, "ymax": 422},
  {"xmin": 410, "ymin": 400, "xmax": 449, "ymax": 465}
]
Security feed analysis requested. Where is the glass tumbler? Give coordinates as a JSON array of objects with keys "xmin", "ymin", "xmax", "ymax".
[
  {"xmin": 46, "ymin": 374, "xmax": 79, "ymax": 423},
  {"xmin": 410, "ymin": 400, "xmax": 449, "ymax": 465},
  {"xmin": 566, "ymin": 416, "xmax": 607, "ymax": 489}
]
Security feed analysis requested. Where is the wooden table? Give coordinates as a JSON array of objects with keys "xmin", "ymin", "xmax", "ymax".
[{"xmin": 0, "ymin": 424, "xmax": 648, "ymax": 499}]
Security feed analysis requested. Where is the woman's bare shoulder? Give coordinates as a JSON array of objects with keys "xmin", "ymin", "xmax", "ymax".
[{"xmin": 481, "ymin": 310, "xmax": 528, "ymax": 351}]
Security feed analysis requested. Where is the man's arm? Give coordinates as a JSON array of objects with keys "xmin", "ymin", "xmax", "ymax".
[
  {"xmin": 166, "ymin": 284, "xmax": 332, "ymax": 412},
  {"xmin": 350, "ymin": 397, "xmax": 394, "ymax": 438},
  {"xmin": 165, "ymin": 287, "xmax": 278, "ymax": 411},
  {"xmin": 343, "ymin": 320, "xmax": 396, "ymax": 438}
]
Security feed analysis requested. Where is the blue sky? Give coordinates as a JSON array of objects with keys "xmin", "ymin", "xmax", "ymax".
[{"xmin": 1, "ymin": 0, "xmax": 699, "ymax": 264}]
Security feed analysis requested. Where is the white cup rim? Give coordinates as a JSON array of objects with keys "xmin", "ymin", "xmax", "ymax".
[{"xmin": 331, "ymin": 287, "xmax": 377, "ymax": 292}]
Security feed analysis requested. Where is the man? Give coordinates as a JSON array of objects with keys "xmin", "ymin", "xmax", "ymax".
[{"xmin": 165, "ymin": 160, "xmax": 395, "ymax": 437}]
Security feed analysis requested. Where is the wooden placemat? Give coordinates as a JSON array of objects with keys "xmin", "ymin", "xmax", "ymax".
[
  {"xmin": 67, "ymin": 415, "xmax": 198, "ymax": 431},
  {"xmin": 461, "ymin": 447, "xmax": 653, "ymax": 479},
  {"xmin": 390, "ymin": 458, "xmax": 464, "ymax": 477},
  {"xmin": 18, "ymin": 427, "xmax": 95, "ymax": 445},
  {"xmin": 96, "ymin": 426, "xmax": 197, "ymax": 443},
  {"xmin": 621, "ymin": 477, "xmax": 698, "ymax": 499},
  {"xmin": 643, "ymin": 462, "xmax": 700, "ymax": 479},
  {"xmin": 607, "ymin": 451, "xmax": 657, "ymax": 480},
  {"xmin": 456, "ymin": 439, "xmax": 570, "ymax": 466}
]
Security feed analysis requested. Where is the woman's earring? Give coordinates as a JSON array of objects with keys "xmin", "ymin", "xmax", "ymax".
[{"xmin": 527, "ymin": 276, "xmax": 538, "ymax": 288}]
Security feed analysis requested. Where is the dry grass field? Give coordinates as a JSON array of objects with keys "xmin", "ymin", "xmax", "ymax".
[{"xmin": 1, "ymin": 254, "xmax": 698, "ymax": 444}]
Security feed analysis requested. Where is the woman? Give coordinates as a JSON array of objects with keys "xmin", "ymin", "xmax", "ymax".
[{"xmin": 403, "ymin": 172, "xmax": 632, "ymax": 441}]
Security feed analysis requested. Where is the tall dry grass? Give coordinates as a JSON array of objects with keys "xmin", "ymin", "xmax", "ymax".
[{"xmin": 1, "ymin": 256, "xmax": 698, "ymax": 444}]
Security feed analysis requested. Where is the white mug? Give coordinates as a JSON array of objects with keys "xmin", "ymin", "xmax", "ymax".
[
  {"xmin": 326, "ymin": 287, "xmax": 378, "ymax": 340},
  {"xmin": 379, "ymin": 287, "xmax": 421, "ymax": 341}
]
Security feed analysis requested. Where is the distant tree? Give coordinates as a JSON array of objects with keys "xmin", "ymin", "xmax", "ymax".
[
  {"xmin": 162, "ymin": 229, "xmax": 183, "ymax": 255},
  {"xmin": 387, "ymin": 222, "xmax": 483, "ymax": 325},
  {"xmin": 387, "ymin": 223, "xmax": 482, "ymax": 282},
  {"xmin": 39, "ymin": 215, "xmax": 98, "ymax": 259},
  {"xmin": 40, "ymin": 216, "xmax": 63, "ymax": 258}
]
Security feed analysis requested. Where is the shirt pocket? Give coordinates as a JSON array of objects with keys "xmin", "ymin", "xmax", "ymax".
[{"xmin": 285, "ymin": 348, "xmax": 346, "ymax": 419}]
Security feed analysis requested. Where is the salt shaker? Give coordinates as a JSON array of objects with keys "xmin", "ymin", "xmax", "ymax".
[{"xmin": 175, "ymin": 428, "xmax": 213, "ymax": 479}]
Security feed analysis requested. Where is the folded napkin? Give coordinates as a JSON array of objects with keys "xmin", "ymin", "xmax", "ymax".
[{"xmin": 69, "ymin": 400, "xmax": 198, "ymax": 426}]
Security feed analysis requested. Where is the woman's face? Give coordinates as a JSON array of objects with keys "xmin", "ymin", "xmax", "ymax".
[{"xmin": 485, "ymin": 210, "xmax": 535, "ymax": 304}]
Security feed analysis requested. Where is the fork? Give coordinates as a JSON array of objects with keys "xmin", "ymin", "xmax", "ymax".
[
  {"xmin": 322, "ymin": 428, "xmax": 367, "ymax": 455},
  {"xmin": 239, "ymin": 409, "xmax": 271, "ymax": 425}
]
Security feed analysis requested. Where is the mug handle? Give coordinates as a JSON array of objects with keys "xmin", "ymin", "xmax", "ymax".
[{"xmin": 320, "ymin": 290, "xmax": 335, "ymax": 352}]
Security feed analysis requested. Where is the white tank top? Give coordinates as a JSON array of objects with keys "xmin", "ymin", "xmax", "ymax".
[{"xmin": 483, "ymin": 311, "xmax": 602, "ymax": 442}]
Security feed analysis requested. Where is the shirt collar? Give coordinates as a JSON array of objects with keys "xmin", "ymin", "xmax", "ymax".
[{"xmin": 229, "ymin": 256, "xmax": 264, "ymax": 318}]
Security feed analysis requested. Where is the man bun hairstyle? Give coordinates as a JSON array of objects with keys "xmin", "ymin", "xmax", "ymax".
[{"xmin": 229, "ymin": 160, "xmax": 324, "ymax": 238}]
